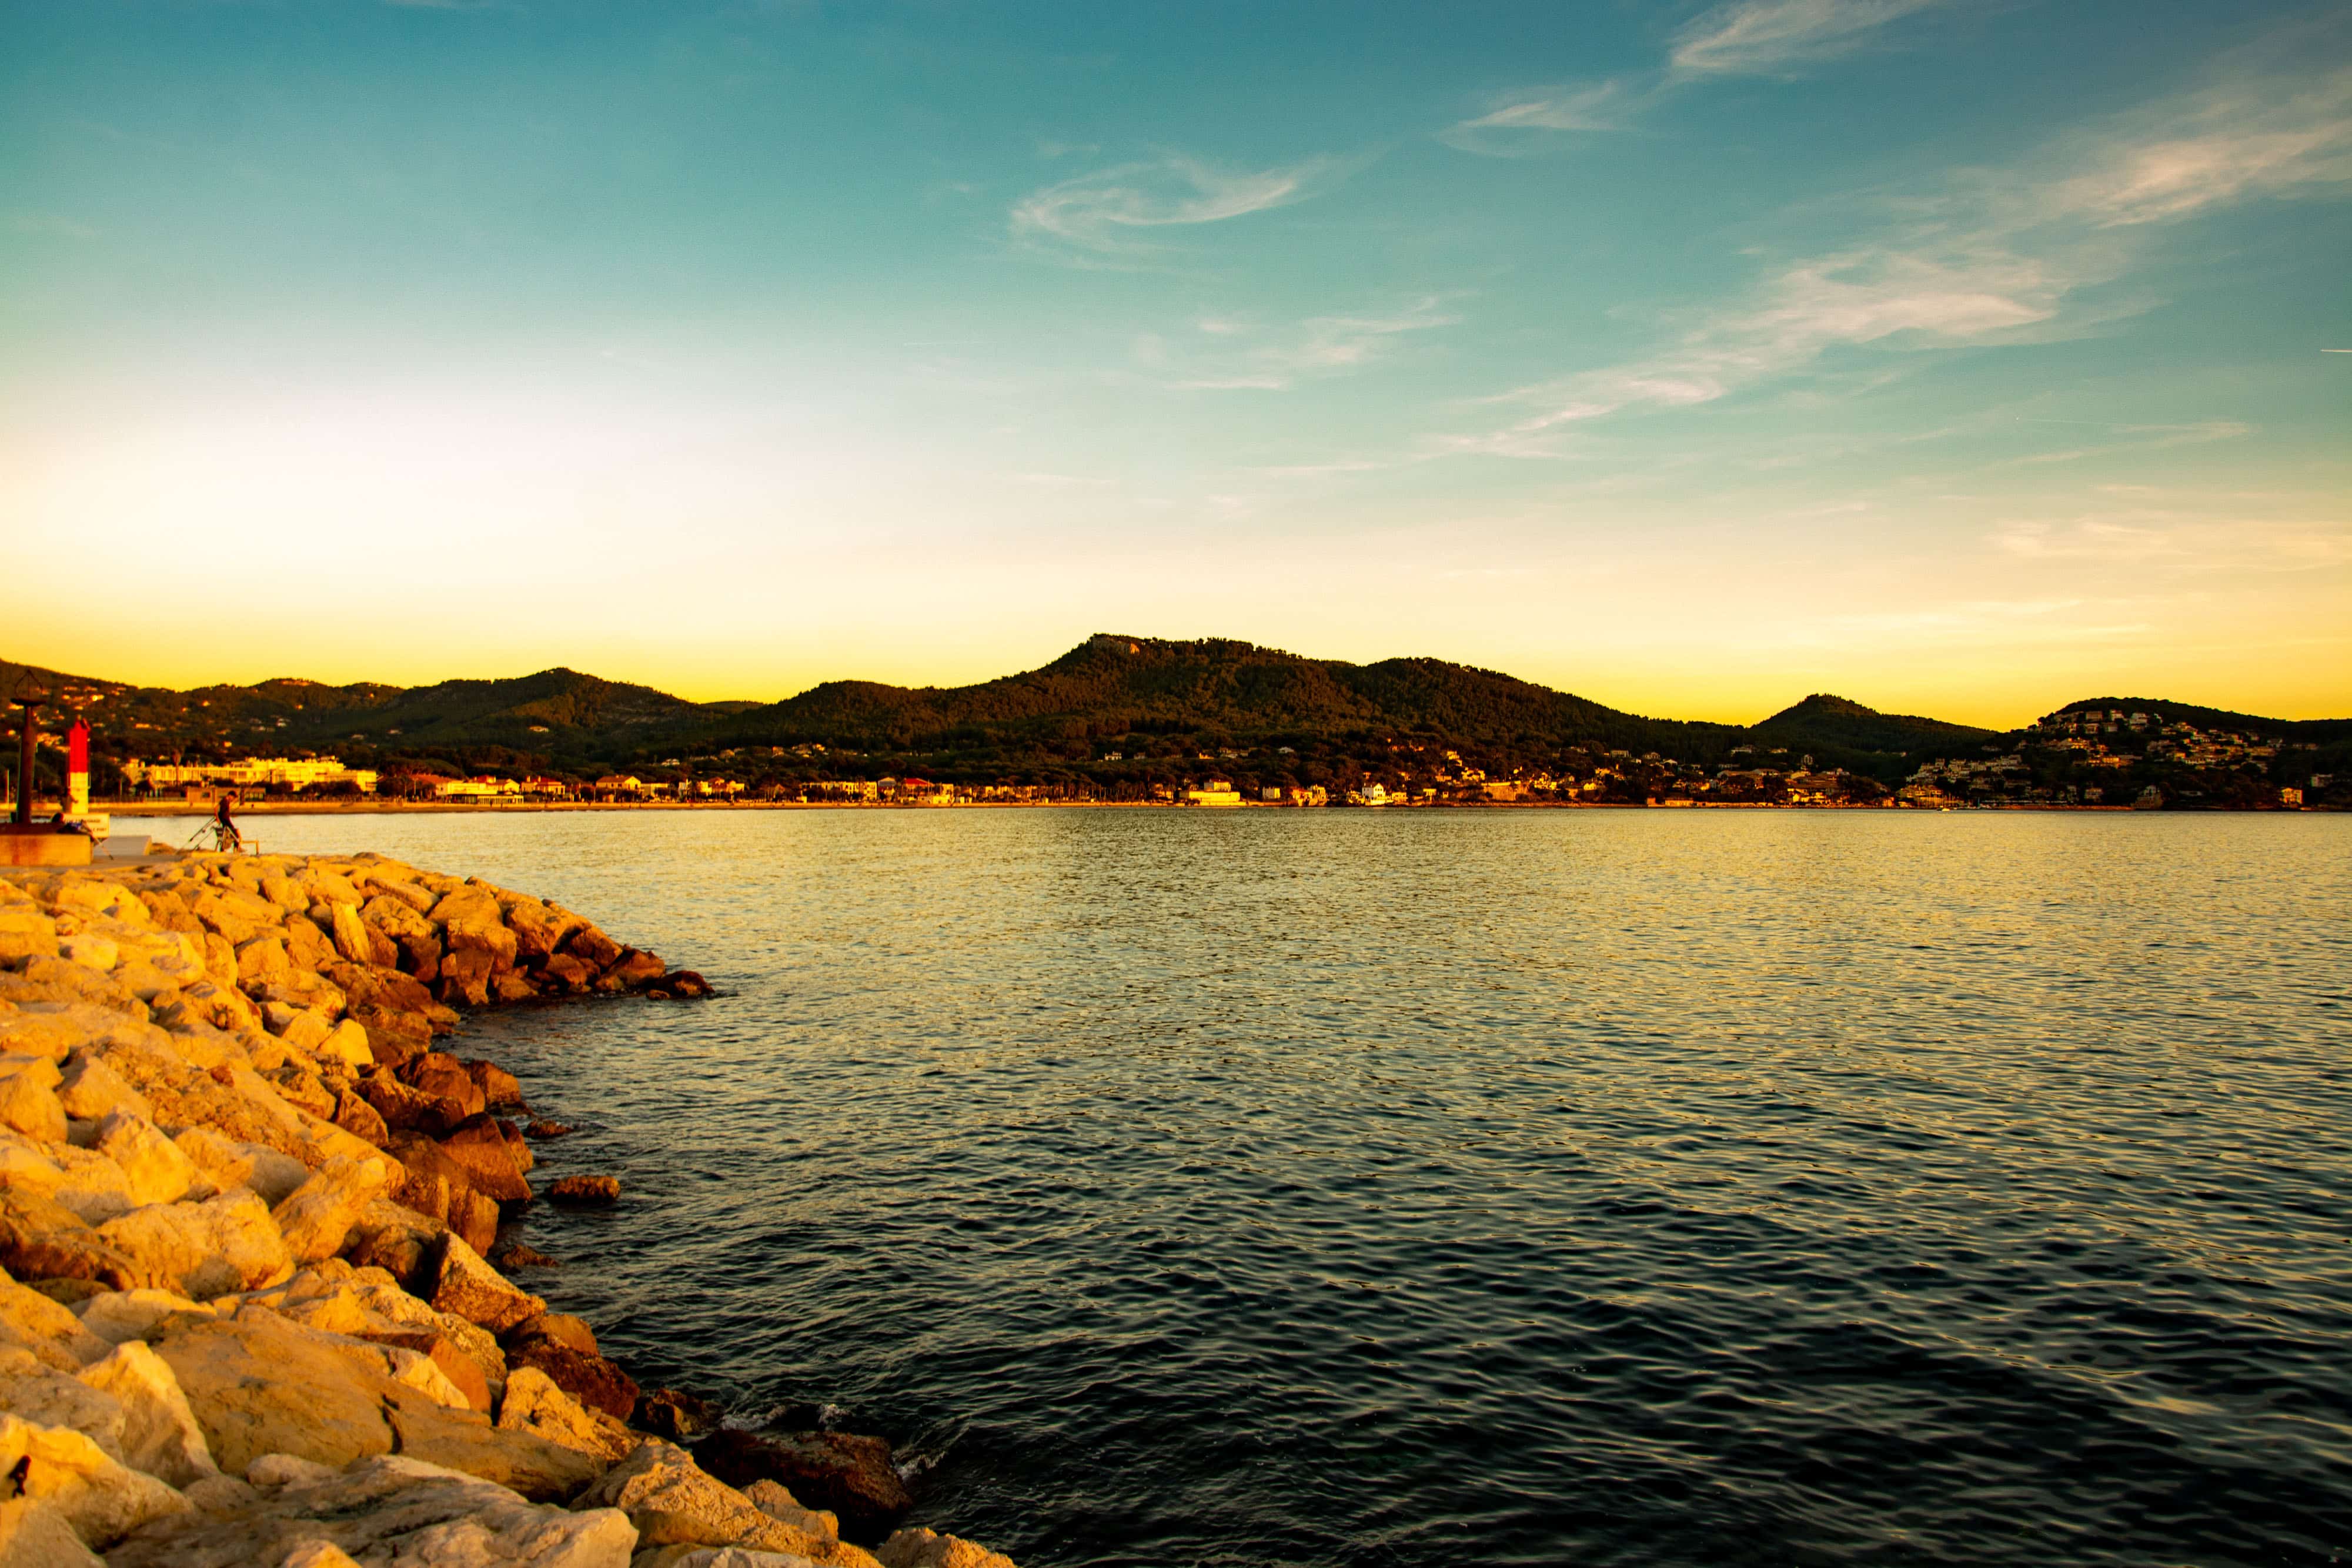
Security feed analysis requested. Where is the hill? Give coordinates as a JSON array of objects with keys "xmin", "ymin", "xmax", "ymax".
[
  {"xmin": 1748, "ymin": 694, "xmax": 1996, "ymax": 780},
  {"xmin": 716, "ymin": 634, "xmax": 1733, "ymax": 760}
]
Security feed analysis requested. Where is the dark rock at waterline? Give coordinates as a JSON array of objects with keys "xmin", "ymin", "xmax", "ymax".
[
  {"xmin": 548, "ymin": 1174, "xmax": 620, "ymax": 1205},
  {"xmin": 636, "ymin": 1386, "xmax": 723, "ymax": 1441},
  {"xmin": 693, "ymin": 1427, "xmax": 912, "ymax": 1543},
  {"xmin": 523, "ymin": 1119, "xmax": 575, "ymax": 1139},
  {"xmin": 654, "ymin": 969, "xmax": 713, "ymax": 999},
  {"xmin": 488, "ymin": 1241, "xmax": 560, "ymax": 1271}
]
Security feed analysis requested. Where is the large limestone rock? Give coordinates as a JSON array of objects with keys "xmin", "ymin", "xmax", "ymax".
[
  {"xmin": 105, "ymin": 1452, "xmax": 639, "ymax": 1568},
  {"xmin": 0, "ymin": 1130, "xmax": 138, "ymax": 1223},
  {"xmin": 0, "ymin": 1188, "xmax": 158, "ymax": 1293},
  {"xmin": 97, "ymin": 1189, "xmax": 292, "ymax": 1298},
  {"xmin": 153, "ymin": 1307, "xmax": 596, "ymax": 1499},
  {"xmin": 696, "ymin": 1429, "xmax": 913, "ymax": 1544},
  {"xmin": 53, "ymin": 1052, "xmax": 149, "ymax": 1124},
  {"xmin": 876, "ymin": 1528, "xmax": 1018, "ymax": 1568},
  {"xmin": 0, "ymin": 1345, "xmax": 126, "ymax": 1457},
  {"xmin": 74, "ymin": 1286, "xmax": 215, "ymax": 1348},
  {"xmin": 495, "ymin": 1365, "xmax": 633, "ymax": 1463},
  {"xmin": 93, "ymin": 1110, "xmax": 199, "ymax": 1208},
  {"xmin": 0, "ymin": 904, "xmax": 59, "ymax": 966},
  {"xmin": 0, "ymin": 1267, "xmax": 115, "ymax": 1369},
  {"xmin": 0, "ymin": 1412, "xmax": 190, "ymax": 1548},
  {"xmin": 270, "ymin": 1155, "xmax": 391, "ymax": 1264},
  {"xmin": 0, "ymin": 1054, "xmax": 69, "ymax": 1142},
  {"xmin": 76, "ymin": 1339, "xmax": 216, "ymax": 1487},
  {"xmin": 576, "ymin": 1442, "xmax": 878, "ymax": 1567},
  {"xmin": 0, "ymin": 1495, "xmax": 106, "ymax": 1566},
  {"xmin": 429, "ymin": 1234, "xmax": 544, "ymax": 1335},
  {"xmin": 174, "ymin": 1128, "xmax": 309, "ymax": 1207}
]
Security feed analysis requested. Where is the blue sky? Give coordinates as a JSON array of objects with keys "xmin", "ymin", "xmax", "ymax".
[{"xmin": 2, "ymin": 0, "xmax": 2347, "ymax": 723}]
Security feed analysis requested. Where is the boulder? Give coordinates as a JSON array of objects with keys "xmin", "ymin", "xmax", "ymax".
[
  {"xmin": 360, "ymin": 1072, "xmax": 441, "ymax": 1135},
  {"xmin": 694, "ymin": 1430, "xmax": 913, "ymax": 1543},
  {"xmin": 172, "ymin": 1129, "xmax": 308, "ymax": 1208},
  {"xmin": 637, "ymin": 1386, "xmax": 722, "ymax": 1442},
  {"xmin": 0, "ymin": 1131, "xmax": 138, "ymax": 1223},
  {"xmin": 466, "ymin": 1058, "xmax": 526, "ymax": 1109},
  {"xmin": 315, "ymin": 1019, "xmax": 373, "ymax": 1072},
  {"xmin": 0, "ymin": 1061, "xmax": 69, "ymax": 1144},
  {"xmin": 0, "ymin": 1412, "xmax": 190, "ymax": 1548},
  {"xmin": 93, "ymin": 1111, "xmax": 198, "ymax": 1208},
  {"xmin": 0, "ymin": 1496, "xmax": 105, "ymax": 1567},
  {"xmin": 0, "ymin": 1188, "xmax": 159, "ymax": 1293},
  {"xmin": 103, "ymin": 1452, "xmax": 638, "ymax": 1568},
  {"xmin": 73, "ymin": 1288, "xmax": 214, "ymax": 1348},
  {"xmin": 563, "ymin": 926, "xmax": 623, "ymax": 970},
  {"xmin": 331, "ymin": 1089, "xmax": 390, "ymax": 1149},
  {"xmin": 440, "ymin": 1115, "xmax": 532, "ymax": 1203},
  {"xmin": 496, "ymin": 1365, "xmax": 634, "ymax": 1463},
  {"xmin": 429, "ymin": 1235, "xmax": 544, "ymax": 1335},
  {"xmin": 271, "ymin": 1155, "xmax": 392, "ymax": 1265},
  {"xmin": 0, "ymin": 1345, "xmax": 126, "ymax": 1457},
  {"xmin": 342, "ymin": 1197, "xmax": 447, "ymax": 1295},
  {"xmin": 540, "ymin": 952, "xmax": 596, "ymax": 993},
  {"xmin": 326, "ymin": 903, "xmax": 375, "ymax": 968},
  {"xmin": 512, "ymin": 1312, "xmax": 599, "ymax": 1356},
  {"xmin": 573, "ymin": 1440, "xmax": 841, "ymax": 1562},
  {"xmin": 743, "ymin": 1478, "xmax": 840, "ymax": 1547},
  {"xmin": 54, "ymin": 1052, "xmax": 149, "ymax": 1125},
  {"xmin": 597, "ymin": 950, "xmax": 666, "ymax": 992},
  {"xmin": 435, "ymin": 948, "xmax": 496, "ymax": 1008},
  {"xmin": 0, "ymin": 905, "xmax": 61, "ymax": 966},
  {"xmin": 152, "ymin": 1306, "xmax": 590, "ymax": 1498},
  {"xmin": 505, "ymin": 1340, "xmax": 637, "ymax": 1422},
  {"xmin": 96, "ymin": 1189, "xmax": 292, "ymax": 1298},
  {"xmin": 75, "ymin": 1339, "xmax": 217, "ymax": 1487},
  {"xmin": 1, "ymin": 1268, "xmax": 115, "ymax": 1369},
  {"xmin": 550, "ymin": 1174, "xmax": 621, "ymax": 1206},
  {"xmin": 876, "ymin": 1528, "xmax": 1017, "ymax": 1568},
  {"xmin": 405, "ymin": 1054, "xmax": 489, "ymax": 1128},
  {"xmin": 489, "ymin": 1241, "xmax": 559, "ymax": 1272}
]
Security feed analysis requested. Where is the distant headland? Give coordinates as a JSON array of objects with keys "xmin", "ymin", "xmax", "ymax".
[{"xmin": 5, "ymin": 638, "xmax": 2347, "ymax": 813}]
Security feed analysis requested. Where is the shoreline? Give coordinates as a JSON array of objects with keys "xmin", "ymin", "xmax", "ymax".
[
  {"xmin": 0, "ymin": 850, "xmax": 1011, "ymax": 1566},
  {"xmin": 77, "ymin": 798, "xmax": 2256, "ymax": 818}
]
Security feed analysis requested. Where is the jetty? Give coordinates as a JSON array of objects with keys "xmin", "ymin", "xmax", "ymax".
[{"xmin": 0, "ymin": 850, "xmax": 1014, "ymax": 1567}]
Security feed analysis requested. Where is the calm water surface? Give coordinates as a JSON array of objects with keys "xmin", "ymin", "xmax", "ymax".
[{"xmin": 151, "ymin": 810, "xmax": 2352, "ymax": 1566}]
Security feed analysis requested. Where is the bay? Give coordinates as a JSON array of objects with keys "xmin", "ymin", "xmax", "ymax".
[{"xmin": 146, "ymin": 809, "xmax": 2352, "ymax": 1566}]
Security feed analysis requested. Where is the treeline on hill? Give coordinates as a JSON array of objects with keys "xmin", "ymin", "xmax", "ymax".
[{"xmin": 5, "ymin": 639, "xmax": 2346, "ymax": 804}]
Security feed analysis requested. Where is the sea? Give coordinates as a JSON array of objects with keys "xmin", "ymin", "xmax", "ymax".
[{"xmin": 140, "ymin": 808, "xmax": 2352, "ymax": 1566}]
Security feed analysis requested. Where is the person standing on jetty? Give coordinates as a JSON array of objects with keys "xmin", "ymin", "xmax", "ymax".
[{"xmin": 214, "ymin": 791, "xmax": 242, "ymax": 851}]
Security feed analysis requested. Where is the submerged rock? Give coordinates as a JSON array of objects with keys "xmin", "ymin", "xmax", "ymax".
[{"xmin": 549, "ymin": 1174, "xmax": 620, "ymax": 1205}]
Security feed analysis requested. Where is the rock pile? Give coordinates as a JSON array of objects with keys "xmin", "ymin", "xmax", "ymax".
[{"xmin": 0, "ymin": 853, "xmax": 1016, "ymax": 1568}]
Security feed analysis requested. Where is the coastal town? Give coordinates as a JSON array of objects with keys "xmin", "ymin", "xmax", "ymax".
[{"xmin": 52, "ymin": 701, "xmax": 2334, "ymax": 814}]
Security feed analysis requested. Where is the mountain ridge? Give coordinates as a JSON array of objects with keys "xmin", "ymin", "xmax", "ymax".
[{"xmin": 5, "ymin": 643, "xmax": 2345, "ymax": 790}]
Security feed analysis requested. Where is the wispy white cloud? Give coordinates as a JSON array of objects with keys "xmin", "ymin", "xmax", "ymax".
[
  {"xmin": 1669, "ymin": 0, "xmax": 1949, "ymax": 78},
  {"xmin": 1163, "ymin": 297, "xmax": 1462, "ymax": 392},
  {"xmin": 1445, "ymin": 0, "xmax": 1951, "ymax": 154},
  {"xmin": 1010, "ymin": 155, "xmax": 1337, "ymax": 260},
  {"xmin": 1991, "ymin": 510, "xmax": 2351, "ymax": 569},
  {"xmin": 1433, "ymin": 47, "xmax": 2352, "ymax": 453},
  {"xmin": 1439, "ymin": 81, "xmax": 1643, "ymax": 155}
]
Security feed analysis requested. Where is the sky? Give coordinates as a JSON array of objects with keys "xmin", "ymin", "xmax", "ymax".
[{"xmin": 2, "ymin": 0, "xmax": 2347, "ymax": 728}]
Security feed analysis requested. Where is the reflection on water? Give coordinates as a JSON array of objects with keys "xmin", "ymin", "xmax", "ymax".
[{"xmin": 152, "ymin": 810, "xmax": 2352, "ymax": 1566}]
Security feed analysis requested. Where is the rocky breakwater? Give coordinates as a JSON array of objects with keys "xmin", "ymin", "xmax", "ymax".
[{"xmin": 0, "ymin": 852, "xmax": 1018, "ymax": 1568}]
